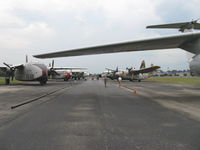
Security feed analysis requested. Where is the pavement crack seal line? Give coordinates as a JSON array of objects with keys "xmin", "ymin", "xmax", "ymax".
[{"xmin": 10, "ymin": 86, "xmax": 71, "ymax": 109}]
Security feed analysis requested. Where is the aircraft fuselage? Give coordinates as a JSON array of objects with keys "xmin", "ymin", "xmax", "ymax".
[
  {"xmin": 189, "ymin": 54, "xmax": 200, "ymax": 76},
  {"xmin": 51, "ymin": 70, "xmax": 71, "ymax": 81},
  {"xmin": 107, "ymin": 72, "xmax": 149, "ymax": 81},
  {"xmin": 15, "ymin": 63, "xmax": 48, "ymax": 84}
]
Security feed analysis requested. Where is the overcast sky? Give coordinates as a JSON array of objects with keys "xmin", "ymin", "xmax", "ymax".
[{"xmin": 0, "ymin": 0, "xmax": 199, "ymax": 73}]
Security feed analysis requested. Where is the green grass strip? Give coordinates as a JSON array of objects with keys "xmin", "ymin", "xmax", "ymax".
[{"xmin": 147, "ymin": 77, "xmax": 200, "ymax": 85}]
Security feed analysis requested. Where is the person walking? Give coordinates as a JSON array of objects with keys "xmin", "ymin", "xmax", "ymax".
[
  {"xmin": 118, "ymin": 76, "xmax": 122, "ymax": 87},
  {"xmin": 103, "ymin": 76, "xmax": 108, "ymax": 87}
]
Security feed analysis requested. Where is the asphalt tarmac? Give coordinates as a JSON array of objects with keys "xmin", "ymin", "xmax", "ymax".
[{"xmin": 0, "ymin": 79, "xmax": 200, "ymax": 150}]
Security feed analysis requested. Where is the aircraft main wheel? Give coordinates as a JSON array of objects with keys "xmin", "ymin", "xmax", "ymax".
[
  {"xmin": 40, "ymin": 80, "xmax": 47, "ymax": 85},
  {"xmin": 138, "ymin": 80, "xmax": 141, "ymax": 82}
]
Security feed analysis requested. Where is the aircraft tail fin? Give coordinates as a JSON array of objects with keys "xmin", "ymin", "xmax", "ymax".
[
  {"xmin": 146, "ymin": 19, "xmax": 200, "ymax": 32},
  {"xmin": 140, "ymin": 60, "xmax": 145, "ymax": 69}
]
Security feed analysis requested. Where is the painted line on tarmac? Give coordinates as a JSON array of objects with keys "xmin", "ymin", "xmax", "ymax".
[
  {"xmin": 11, "ymin": 86, "xmax": 71, "ymax": 109},
  {"xmin": 113, "ymin": 83, "xmax": 150, "ymax": 97}
]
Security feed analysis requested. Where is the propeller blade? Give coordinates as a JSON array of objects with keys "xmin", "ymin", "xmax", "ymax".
[
  {"xmin": 53, "ymin": 70, "xmax": 60, "ymax": 75},
  {"xmin": 26, "ymin": 55, "xmax": 28, "ymax": 63},
  {"xmin": 3, "ymin": 62, "xmax": 11, "ymax": 69},
  {"xmin": 52, "ymin": 60, "xmax": 54, "ymax": 68}
]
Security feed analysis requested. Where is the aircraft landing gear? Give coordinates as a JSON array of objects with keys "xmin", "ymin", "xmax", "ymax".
[
  {"xmin": 39, "ymin": 79, "xmax": 47, "ymax": 85},
  {"xmin": 64, "ymin": 78, "xmax": 68, "ymax": 81},
  {"xmin": 138, "ymin": 80, "xmax": 141, "ymax": 82},
  {"xmin": 5, "ymin": 78, "xmax": 10, "ymax": 85}
]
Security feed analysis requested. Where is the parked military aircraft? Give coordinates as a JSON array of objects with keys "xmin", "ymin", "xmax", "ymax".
[
  {"xmin": 51, "ymin": 68, "xmax": 87, "ymax": 81},
  {"xmin": 105, "ymin": 60, "xmax": 160, "ymax": 82},
  {"xmin": 48, "ymin": 60, "xmax": 87, "ymax": 81},
  {"xmin": 33, "ymin": 20, "xmax": 200, "ymax": 76},
  {"xmin": 0, "ymin": 56, "xmax": 49, "ymax": 85}
]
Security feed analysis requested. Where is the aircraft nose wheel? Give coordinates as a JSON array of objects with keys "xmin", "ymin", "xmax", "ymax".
[{"xmin": 5, "ymin": 78, "xmax": 10, "ymax": 85}]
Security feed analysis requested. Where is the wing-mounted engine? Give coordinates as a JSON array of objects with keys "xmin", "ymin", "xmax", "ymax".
[
  {"xmin": 1, "ymin": 63, "xmax": 23, "ymax": 84},
  {"xmin": 48, "ymin": 60, "xmax": 60, "ymax": 77},
  {"xmin": 147, "ymin": 19, "xmax": 200, "ymax": 33},
  {"xmin": 3, "ymin": 63, "xmax": 15, "ymax": 83},
  {"xmin": 189, "ymin": 54, "xmax": 200, "ymax": 76}
]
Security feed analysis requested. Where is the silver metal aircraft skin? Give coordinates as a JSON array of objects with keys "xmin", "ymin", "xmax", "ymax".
[
  {"xmin": 0, "ymin": 61, "xmax": 48, "ymax": 85},
  {"xmin": 33, "ymin": 20, "xmax": 200, "ymax": 76}
]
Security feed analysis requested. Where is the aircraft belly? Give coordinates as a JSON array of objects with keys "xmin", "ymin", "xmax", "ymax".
[{"xmin": 131, "ymin": 74, "xmax": 148, "ymax": 80}]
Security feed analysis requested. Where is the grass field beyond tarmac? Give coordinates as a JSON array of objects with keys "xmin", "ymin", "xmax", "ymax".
[
  {"xmin": 0, "ymin": 77, "xmax": 19, "ymax": 84},
  {"xmin": 147, "ymin": 77, "xmax": 200, "ymax": 85}
]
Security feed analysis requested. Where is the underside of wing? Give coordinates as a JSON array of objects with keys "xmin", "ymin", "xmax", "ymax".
[
  {"xmin": 33, "ymin": 32, "xmax": 200, "ymax": 59},
  {"xmin": 13, "ymin": 64, "xmax": 24, "ymax": 69},
  {"xmin": 53, "ymin": 67, "xmax": 87, "ymax": 70},
  {"xmin": 131, "ymin": 66, "xmax": 160, "ymax": 74},
  {"xmin": 147, "ymin": 22, "xmax": 200, "ymax": 30},
  {"xmin": 147, "ymin": 22, "xmax": 190, "ymax": 29}
]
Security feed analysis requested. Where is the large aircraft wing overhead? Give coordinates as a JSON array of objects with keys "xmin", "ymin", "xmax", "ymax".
[
  {"xmin": 131, "ymin": 66, "xmax": 160, "ymax": 74},
  {"xmin": 33, "ymin": 32, "xmax": 200, "ymax": 58}
]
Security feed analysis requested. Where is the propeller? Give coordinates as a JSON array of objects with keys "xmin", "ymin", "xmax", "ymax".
[
  {"xmin": 179, "ymin": 19, "xmax": 200, "ymax": 32},
  {"xmin": 112, "ymin": 67, "xmax": 118, "ymax": 75},
  {"xmin": 3, "ymin": 62, "xmax": 15, "ymax": 81},
  {"xmin": 48, "ymin": 60, "xmax": 60, "ymax": 76},
  {"xmin": 126, "ymin": 67, "xmax": 133, "ymax": 73},
  {"xmin": 116, "ymin": 67, "xmax": 118, "ymax": 72},
  {"xmin": 26, "ymin": 55, "xmax": 28, "ymax": 63}
]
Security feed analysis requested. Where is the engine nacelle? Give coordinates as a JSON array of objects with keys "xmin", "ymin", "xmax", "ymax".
[{"xmin": 189, "ymin": 54, "xmax": 200, "ymax": 76}]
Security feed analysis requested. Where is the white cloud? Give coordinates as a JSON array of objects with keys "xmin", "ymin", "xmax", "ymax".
[{"xmin": 0, "ymin": 0, "xmax": 198, "ymax": 72}]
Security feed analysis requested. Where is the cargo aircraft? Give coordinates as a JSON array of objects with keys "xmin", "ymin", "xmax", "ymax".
[
  {"xmin": 0, "ymin": 56, "xmax": 57, "ymax": 85},
  {"xmin": 49, "ymin": 61, "xmax": 87, "ymax": 81},
  {"xmin": 106, "ymin": 60, "xmax": 160, "ymax": 81},
  {"xmin": 34, "ymin": 20, "xmax": 200, "ymax": 76}
]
